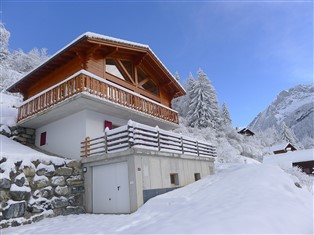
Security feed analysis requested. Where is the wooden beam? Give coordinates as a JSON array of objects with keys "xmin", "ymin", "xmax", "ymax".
[
  {"xmin": 103, "ymin": 47, "xmax": 119, "ymax": 57},
  {"xmin": 134, "ymin": 52, "xmax": 148, "ymax": 66},
  {"xmin": 115, "ymin": 59, "xmax": 135, "ymax": 85},
  {"xmin": 138, "ymin": 78, "xmax": 150, "ymax": 87}
]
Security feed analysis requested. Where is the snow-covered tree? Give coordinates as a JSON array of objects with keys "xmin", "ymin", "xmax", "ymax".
[
  {"xmin": 187, "ymin": 68, "xmax": 222, "ymax": 129},
  {"xmin": 221, "ymin": 102, "xmax": 232, "ymax": 126},
  {"xmin": 186, "ymin": 69, "xmax": 215, "ymax": 128},
  {"xmin": 0, "ymin": 23, "xmax": 48, "ymax": 93},
  {"xmin": 280, "ymin": 122, "xmax": 302, "ymax": 149},
  {"xmin": 174, "ymin": 71, "xmax": 180, "ymax": 81},
  {"xmin": 172, "ymin": 72, "xmax": 195, "ymax": 117},
  {"xmin": 0, "ymin": 22, "xmax": 10, "ymax": 60}
]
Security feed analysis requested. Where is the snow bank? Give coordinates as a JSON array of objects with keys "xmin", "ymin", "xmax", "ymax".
[
  {"xmin": 3, "ymin": 164, "xmax": 313, "ymax": 234},
  {"xmin": 0, "ymin": 93, "xmax": 20, "ymax": 126},
  {"xmin": 0, "ymin": 135, "xmax": 65, "ymax": 163},
  {"xmin": 263, "ymin": 148, "xmax": 314, "ymax": 168}
]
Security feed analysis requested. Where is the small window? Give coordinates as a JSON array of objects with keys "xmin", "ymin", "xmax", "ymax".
[
  {"xmin": 170, "ymin": 173, "xmax": 179, "ymax": 186},
  {"xmin": 104, "ymin": 121, "xmax": 113, "ymax": 130},
  {"xmin": 194, "ymin": 173, "xmax": 201, "ymax": 181},
  {"xmin": 40, "ymin": 132, "xmax": 46, "ymax": 146}
]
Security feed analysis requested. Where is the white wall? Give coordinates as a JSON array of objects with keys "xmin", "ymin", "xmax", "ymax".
[
  {"xmin": 35, "ymin": 109, "xmax": 130, "ymax": 159},
  {"xmin": 36, "ymin": 110, "xmax": 87, "ymax": 159},
  {"xmin": 85, "ymin": 110, "xmax": 127, "ymax": 139}
]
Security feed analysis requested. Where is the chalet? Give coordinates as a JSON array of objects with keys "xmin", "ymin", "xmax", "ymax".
[
  {"xmin": 8, "ymin": 32, "xmax": 216, "ymax": 214},
  {"xmin": 263, "ymin": 148, "xmax": 314, "ymax": 175},
  {"xmin": 269, "ymin": 143, "xmax": 297, "ymax": 155},
  {"xmin": 237, "ymin": 128, "xmax": 255, "ymax": 136}
]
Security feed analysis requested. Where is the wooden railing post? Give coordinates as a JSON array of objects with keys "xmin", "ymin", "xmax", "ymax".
[{"xmin": 83, "ymin": 137, "xmax": 90, "ymax": 157}]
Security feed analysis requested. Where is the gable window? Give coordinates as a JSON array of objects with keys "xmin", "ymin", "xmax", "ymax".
[
  {"xmin": 170, "ymin": 173, "xmax": 179, "ymax": 186},
  {"xmin": 137, "ymin": 67, "xmax": 159, "ymax": 96},
  {"xmin": 40, "ymin": 132, "xmax": 47, "ymax": 146},
  {"xmin": 106, "ymin": 59, "xmax": 132, "ymax": 83}
]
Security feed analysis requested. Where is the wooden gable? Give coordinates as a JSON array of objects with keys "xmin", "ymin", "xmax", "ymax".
[{"xmin": 7, "ymin": 33, "xmax": 185, "ymax": 108}]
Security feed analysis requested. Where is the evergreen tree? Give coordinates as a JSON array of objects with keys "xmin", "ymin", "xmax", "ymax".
[
  {"xmin": 174, "ymin": 71, "xmax": 180, "ymax": 81},
  {"xmin": 280, "ymin": 122, "xmax": 301, "ymax": 148},
  {"xmin": 172, "ymin": 72, "xmax": 195, "ymax": 117},
  {"xmin": 187, "ymin": 69, "xmax": 214, "ymax": 128},
  {"xmin": 0, "ymin": 23, "xmax": 48, "ymax": 93},
  {"xmin": 0, "ymin": 22, "xmax": 10, "ymax": 60},
  {"xmin": 221, "ymin": 102, "xmax": 232, "ymax": 126}
]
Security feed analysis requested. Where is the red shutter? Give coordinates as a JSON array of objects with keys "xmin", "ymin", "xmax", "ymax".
[
  {"xmin": 40, "ymin": 132, "xmax": 46, "ymax": 146},
  {"xmin": 104, "ymin": 121, "xmax": 113, "ymax": 130}
]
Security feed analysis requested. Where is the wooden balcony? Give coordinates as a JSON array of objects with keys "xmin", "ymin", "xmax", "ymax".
[
  {"xmin": 17, "ymin": 71, "xmax": 179, "ymax": 125},
  {"xmin": 81, "ymin": 120, "xmax": 217, "ymax": 158}
]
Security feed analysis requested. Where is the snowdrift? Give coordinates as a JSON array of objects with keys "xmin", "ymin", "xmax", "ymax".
[{"xmin": 3, "ymin": 164, "xmax": 313, "ymax": 234}]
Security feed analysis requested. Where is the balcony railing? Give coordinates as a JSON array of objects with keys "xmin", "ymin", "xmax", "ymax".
[
  {"xmin": 17, "ymin": 70, "xmax": 179, "ymax": 124},
  {"xmin": 81, "ymin": 120, "xmax": 217, "ymax": 158}
]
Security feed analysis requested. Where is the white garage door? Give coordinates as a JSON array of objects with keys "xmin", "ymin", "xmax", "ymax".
[{"xmin": 92, "ymin": 161, "xmax": 130, "ymax": 214}]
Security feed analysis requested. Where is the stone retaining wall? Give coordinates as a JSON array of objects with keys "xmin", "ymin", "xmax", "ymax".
[
  {"xmin": 0, "ymin": 126, "xmax": 35, "ymax": 146},
  {"xmin": 0, "ymin": 157, "xmax": 85, "ymax": 228}
]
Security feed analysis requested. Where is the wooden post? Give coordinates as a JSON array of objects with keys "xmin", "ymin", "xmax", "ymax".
[{"xmin": 84, "ymin": 137, "xmax": 90, "ymax": 157}]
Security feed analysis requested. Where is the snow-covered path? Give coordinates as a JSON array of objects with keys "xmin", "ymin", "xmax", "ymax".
[{"xmin": 3, "ymin": 164, "xmax": 313, "ymax": 234}]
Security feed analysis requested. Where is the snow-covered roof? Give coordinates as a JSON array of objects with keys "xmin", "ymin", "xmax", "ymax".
[
  {"xmin": 265, "ymin": 142, "xmax": 296, "ymax": 153},
  {"xmin": 7, "ymin": 32, "xmax": 185, "ymax": 94},
  {"xmin": 263, "ymin": 148, "xmax": 314, "ymax": 167}
]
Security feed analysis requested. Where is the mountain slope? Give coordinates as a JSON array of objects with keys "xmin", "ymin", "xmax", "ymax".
[{"xmin": 248, "ymin": 84, "xmax": 314, "ymax": 142}]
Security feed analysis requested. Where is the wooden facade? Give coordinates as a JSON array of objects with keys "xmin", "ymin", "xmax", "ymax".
[{"xmin": 8, "ymin": 33, "xmax": 185, "ymax": 124}]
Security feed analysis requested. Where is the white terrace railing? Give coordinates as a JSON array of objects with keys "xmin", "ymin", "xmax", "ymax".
[{"xmin": 81, "ymin": 120, "xmax": 216, "ymax": 158}]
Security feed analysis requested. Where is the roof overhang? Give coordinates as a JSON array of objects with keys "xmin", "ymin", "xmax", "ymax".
[{"xmin": 7, "ymin": 32, "xmax": 186, "ymax": 97}]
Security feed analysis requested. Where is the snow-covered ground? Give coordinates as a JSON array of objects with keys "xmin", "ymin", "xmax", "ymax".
[
  {"xmin": 3, "ymin": 161, "xmax": 313, "ymax": 234},
  {"xmin": 263, "ymin": 148, "xmax": 314, "ymax": 168},
  {"xmin": 0, "ymin": 93, "xmax": 20, "ymax": 127}
]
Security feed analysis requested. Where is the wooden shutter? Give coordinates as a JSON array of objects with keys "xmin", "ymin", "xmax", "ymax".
[
  {"xmin": 104, "ymin": 121, "xmax": 113, "ymax": 130},
  {"xmin": 40, "ymin": 132, "xmax": 47, "ymax": 146}
]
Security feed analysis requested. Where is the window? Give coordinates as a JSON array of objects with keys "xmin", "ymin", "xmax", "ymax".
[
  {"xmin": 170, "ymin": 173, "xmax": 179, "ymax": 186},
  {"xmin": 137, "ymin": 67, "xmax": 159, "ymax": 96},
  {"xmin": 106, "ymin": 59, "xmax": 132, "ymax": 83},
  {"xmin": 104, "ymin": 121, "xmax": 113, "ymax": 130},
  {"xmin": 40, "ymin": 132, "xmax": 47, "ymax": 146},
  {"xmin": 194, "ymin": 173, "xmax": 201, "ymax": 181}
]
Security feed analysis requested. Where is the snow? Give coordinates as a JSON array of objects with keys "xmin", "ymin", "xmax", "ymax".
[
  {"xmin": 0, "ymin": 93, "xmax": 20, "ymax": 126},
  {"xmin": 263, "ymin": 148, "xmax": 314, "ymax": 168},
  {"xmin": 0, "ymin": 135, "xmax": 65, "ymax": 163},
  {"xmin": 3, "ymin": 163, "xmax": 313, "ymax": 234},
  {"xmin": 10, "ymin": 184, "xmax": 31, "ymax": 192}
]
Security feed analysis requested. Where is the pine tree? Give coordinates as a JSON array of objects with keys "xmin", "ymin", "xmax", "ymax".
[
  {"xmin": 0, "ymin": 22, "xmax": 10, "ymax": 60},
  {"xmin": 187, "ymin": 69, "xmax": 214, "ymax": 128},
  {"xmin": 174, "ymin": 71, "xmax": 180, "ymax": 81},
  {"xmin": 172, "ymin": 72, "xmax": 195, "ymax": 117},
  {"xmin": 0, "ymin": 23, "xmax": 48, "ymax": 93},
  {"xmin": 198, "ymin": 69, "xmax": 221, "ymax": 129},
  {"xmin": 280, "ymin": 122, "xmax": 301, "ymax": 148},
  {"xmin": 221, "ymin": 102, "xmax": 232, "ymax": 126}
]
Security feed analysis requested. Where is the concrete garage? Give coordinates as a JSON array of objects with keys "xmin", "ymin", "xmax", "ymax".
[{"xmin": 82, "ymin": 148, "xmax": 215, "ymax": 214}]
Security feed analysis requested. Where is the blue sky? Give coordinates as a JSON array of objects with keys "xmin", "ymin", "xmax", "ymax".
[{"xmin": 1, "ymin": 1, "xmax": 313, "ymax": 127}]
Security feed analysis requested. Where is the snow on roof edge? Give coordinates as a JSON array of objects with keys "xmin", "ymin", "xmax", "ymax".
[{"xmin": 7, "ymin": 32, "xmax": 185, "ymax": 94}]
